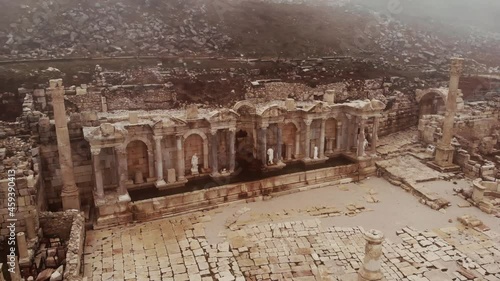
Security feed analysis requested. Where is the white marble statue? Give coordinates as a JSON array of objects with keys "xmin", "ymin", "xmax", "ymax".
[
  {"xmin": 313, "ymin": 146, "xmax": 319, "ymax": 159},
  {"xmin": 363, "ymin": 138, "xmax": 369, "ymax": 150},
  {"xmin": 191, "ymin": 154, "xmax": 199, "ymax": 175},
  {"xmin": 267, "ymin": 147, "xmax": 274, "ymax": 165}
]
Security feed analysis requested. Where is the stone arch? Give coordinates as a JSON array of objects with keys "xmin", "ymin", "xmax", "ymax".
[
  {"xmin": 183, "ymin": 129, "xmax": 209, "ymax": 170},
  {"xmin": 233, "ymin": 101, "xmax": 257, "ymax": 115},
  {"xmin": 417, "ymin": 89, "xmax": 447, "ymax": 117},
  {"xmin": 260, "ymin": 104, "xmax": 287, "ymax": 118},
  {"xmin": 126, "ymin": 140, "xmax": 150, "ymax": 183}
]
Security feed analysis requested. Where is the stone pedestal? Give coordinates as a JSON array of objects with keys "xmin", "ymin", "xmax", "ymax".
[
  {"xmin": 167, "ymin": 169, "xmax": 176, "ymax": 184},
  {"xmin": 94, "ymin": 191, "xmax": 133, "ymax": 229},
  {"xmin": 191, "ymin": 167, "xmax": 199, "ymax": 176},
  {"xmin": 358, "ymin": 229, "xmax": 385, "ymax": 281},
  {"xmin": 134, "ymin": 171, "xmax": 144, "ymax": 184},
  {"xmin": 472, "ymin": 179, "xmax": 486, "ymax": 202}
]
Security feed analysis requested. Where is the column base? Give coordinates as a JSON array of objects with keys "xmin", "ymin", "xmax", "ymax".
[
  {"xmin": 118, "ymin": 192, "xmax": 132, "ymax": 202},
  {"xmin": 433, "ymin": 146, "xmax": 456, "ymax": 168},
  {"xmin": 154, "ymin": 179, "xmax": 168, "ymax": 189},
  {"xmin": 358, "ymin": 269, "xmax": 385, "ymax": 281},
  {"xmin": 61, "ymin": 189, "xmax": 81, "ymax": 211}
]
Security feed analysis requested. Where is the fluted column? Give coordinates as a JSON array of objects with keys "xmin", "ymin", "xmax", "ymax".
[
  {"xmin": 304, "ymin": 119, "xmax": 312, "ymax": 160},
  {"xmin": 358, "ymin": 229, "xmax": 385, "ymax": 281},
  {"xmin": 319, "ymin": 118, "xmax": 326, "ymax": 159},
  {"xmin": 176, "ymin": 135, "xmax": 185, "ymax": 181},
  {"xmin": 210, "ymin": 130, "xmax": 219, "ymax": 175},
  {"xmin": 277, "ymin": 125, "xmax": 283, "ymax": 164},
  {"xmin": 259, "ymin": 126, "xmax": 268, "ymax": 165},
  {"xmin": 357, "ymin": 117, "xmax": 367, "ymax": 157},
  {"xmin": 228, "ymin": 128, "xmax": 236, "ymax": 173},
  {"xmin": 91, "ymin": 148, "xmax": 105, "ymax": 204},
  {"xmin": 154, "ymin": 135, "xmax": 167, "ymax": 188},
  {"xmin": 49, "ymin": 79, "xmax": 80, "ymax": 210},
  {"xmin": 372, "ymin": 117, "xmax": 379, "ymax": 154},
  {"xmin": 115, "ymin": 146, "xmax": 131, "ymax": 201}
]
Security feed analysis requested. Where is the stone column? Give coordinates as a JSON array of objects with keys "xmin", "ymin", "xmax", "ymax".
[
  {"xmin": 435, "ymin": 58, "xmax": 464, "ymax": 167},
  {"xmin": 49, "ymin": 79, "xmax": 80, "ymax": 210},
  {"xmin": 286, "ymin": 144, "xmax": 293, "ymax": 160},
  {"xmin": 343, "ymin": 116, "xmax": 350, "ymax": 151},
  {"xmin": 91, "ymin": 148, "xmax": 105, "ymax": 204},
  {"xmin": 358, "ymin": 229, "xmax": 385, "ymax": 281},
  {"xmin": 25, "ymin": 214, "xmax": 37, "ymax": 240},
  {"xmin": 276, "ymin": 125, "xmax": 283, "ymax": 164},
  {"xmin": 210, "ymin": 130, "xmax": 219, "ymax": 175},
  {"xmin": 154, "ymin": 136, "xmax": 167, "ymax": 188},
  {"xmin": 115, "ymin": 146, "xmax": 131, "ymax": 202},
  {"xmin": 319, "ymin": 118, "xmax": 326, "ymax": 159},
  {"xmin": 357, "ymin": 117, "xmax": 367, "ymax": 157},
  {"xmin": 372, "ymin": 117, "xmax": 379, "ymax": 154},
  {"xmin": 176, "ymin": 135, "xmax": 185, "ymax": 181},
  {"xmin": 228, "ymin": 128, "xmax": 236, "ymax": 173},
  {"xmin": 336, "ymin": 122, "xmax": 343, "ymax": 151},
  {"xmin": 259, "ymin": 126, "xmax": 268, "ymax": 165},
  {"xmin": 304, "ymin": 119, "xmax": 312, "ymax": 160},
  {"xmin": 295, "ymin": 130, "xmax": 301, "ymax": 158},
  {"xmin": 17, "ymin": 232, "xmax": 29, "ymax": 263}
]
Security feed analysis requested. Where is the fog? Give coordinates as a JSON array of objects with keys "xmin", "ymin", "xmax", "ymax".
[{"xmin": 350, "ymin": 0, "xmax": 500, "ymax": 33}]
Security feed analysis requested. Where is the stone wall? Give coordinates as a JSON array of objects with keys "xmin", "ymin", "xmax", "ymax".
[
  {"xmin": 39, "ymin": 210, "xmax": 85, "ymax": 281},
  {"xmin": 378, "ymin": 92, "xmax": 419, "ymax": 137},
  {"xmin": 66, "ymin": 92, "xmax": 102, "ymax": 112},
  {"xmin": 131, "ymin": 164, "xmax": 359, "ymax": 221},
  {"xmin": 103, "ymin": 88, "xmax": 177, "ymax": 111}
]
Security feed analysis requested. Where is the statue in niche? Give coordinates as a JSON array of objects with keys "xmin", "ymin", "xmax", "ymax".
[
  {"xmin": 313, "ymin": 146, "xmax": 319, "ymax": 159},
  {"xmin": 267, "ymin": 147, "xmax": 274, "ymax": 165},
  {"xmin": 363, "ymin": 138, "xmax": 369, "ymax": 151},
  {"xmin": 191, "ymin": 153, "xmax": 199, "ymax": 175}
]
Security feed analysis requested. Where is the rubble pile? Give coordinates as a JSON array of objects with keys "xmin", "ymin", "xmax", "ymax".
[
  {"xmin": 0, "ymin": 136, "xmax": 32, "ymax": 179},
  {"xmin": 0, "ymin": 0, "xmax": 231, "ymax": 59}
]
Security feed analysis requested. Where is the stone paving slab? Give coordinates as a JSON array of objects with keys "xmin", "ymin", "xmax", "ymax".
[{"xmin": 84, "ymin": 210, "xmax": 500, "ymax": 281}]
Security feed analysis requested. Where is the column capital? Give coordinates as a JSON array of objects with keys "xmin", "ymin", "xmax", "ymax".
[
  {"xmin": 210, "ymin": 128, "xmax": 218, "ymax": 135},
  {"xmin": 304, "ymin": 119, "xmax": 312, "ymax": 126},
  {"xmin": 259, "ymin": 123, "xmax": 269, "ymax": 129},
  {"xmin": 91, "ymin": 148, "xmax": 101, "ymax": 156},
  {"xmin": 115, "ymin": 146, "xmax": 126, "ymax": 154},
  {"xmin": 153, "ymin": 135, "xmax": 163, "ymax": 141},
  {"xmin": 228, "ymin": 127, "xmax": 237, "ymax": 133}
]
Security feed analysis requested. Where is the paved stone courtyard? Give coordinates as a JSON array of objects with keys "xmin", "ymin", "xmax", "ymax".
[{"xmin": 83, "ymin": 177, "xmax": 500, "ymax": 281}]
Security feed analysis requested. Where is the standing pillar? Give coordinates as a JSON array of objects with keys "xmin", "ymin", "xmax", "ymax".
[
  {"xmin": 357, "ymin": 118, "xmax": 367, "ymax": 157},
  {"xmin": 372, "ymin": 117, "xmax": 379, "ymax": 155},
  {"xmin": 49, "ymin": 79, "xmax": 80, "ymax": 210},
  {"xmin": 228, "ymin": 128, "xmax": 236, "ymax": 173},
  {"xmin": 295, "ymin": 130, "xmax": 301, "ymax": 158},
  {"xmin": 343, "ymin": 116, "xmax": 350, "ymax": 151},
  {"xmin": 115, "ymin": 146, "xmax": 131, "ymax": 202},
  {"xmin": 319, "ymin": 119, "xmax": 326, "ymax": 159},
  {"xmin": 259, "ymin": 126, "xmax": 268, "ymax": 165},
  {"xmin": 336, "ymin": 122, "xmax": 343, "ymax": 151},
  {"xmin": 210, "ymin": 130, "xmax": 219, "ymax": 175},
  {"xmin": 358, "ymin": 229, "xmax": 385, "ymax": 281},
  {"xmin": 276, "ymin": 125, "xmax": 283, "ymax": 164},
  {"xmin": 25, "ymin": 215, "xmax": 37, "ymax": 241},
  {"xmin": 435, "ymin": 58, "xmax": 464, "ymax": 167},
  {"xmin": 91, "ymin": 148, "xmax": 105, "ymax": 204},
  {"xmin": 176, "ymin": 135, "xmax": 185, "ymax": 181},
  {"xmin": 17, "ymin": 232, "xmax": 29, "ymax": 264},
  {"xmin": 304, "ymin": 119, "xmax": 312, "ymax": 160},
  {"xmin": 153, "ymin": 136, "xmax": 167, "ymax": 188}
]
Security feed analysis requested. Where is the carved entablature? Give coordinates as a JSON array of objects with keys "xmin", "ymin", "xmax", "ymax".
[
  {"xmin": 342, "ymin": 99, "xmax": 386, "ymax": 117},
  {"xmin": 207, "ymin": 109, "xmax": 240, "ymax": 123},
  {"xmin": 307, "ymin": 102, "xmax": 327, "ymax": 114},
  {"xmin": 150, "ymin": 115, "xmax": 187, "ymax": 132},
  {"xmin": 83, "ymin": 123, "xmax": 128, "ymax": 147}
]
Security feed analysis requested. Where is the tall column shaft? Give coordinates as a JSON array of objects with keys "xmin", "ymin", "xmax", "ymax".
[
  {"xmin": 372, "ymin": 117, "xmax": 379, "ymax": 154},
  {"xmin": 259, "ymin": 127, "xmax": 267, "ymax": 165},
  {"xmin": 211, "ymin": 130, "xmax": 219, "ymax": 175},
  {"xmin": 357, "ymin": 118, "xmax": 366, "ymax": 157},
  {"xmin": 277, "ymin": 125, "xmax": 283, "ymax": 163},
  {"xmin": 319, "ymin": 119, "xmax": 326, "ymax": 158},
  {"xmin": 91, "ymin": 148, "xmax": 104, "ymax": 203},
  {"xmin": 50, "ymin": 80, "xmax": 80, "ymax": 210},
  {"xmin": 336, "ymin": 122, "xmax": 343, "ymax": 151},
  {"xmin": 304, "ymin": 120, "xmax": 312, "ymax": 159},
  {"xmin": 228, "ymin": 129, "xmax": 236, "ymax": 172},
  {"xmin": 440, "ymin": 58, "xmax": 463, "ymax": 147},
  {"xmin": 176, "ymin": 135, "xmax": 185, "ymax": 180},
  {"xmin": 154, "ymin": 136, "xmax": 167, "ymax": 187}
]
